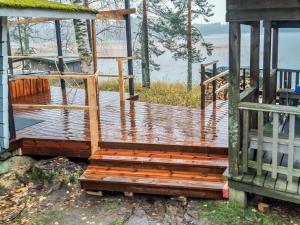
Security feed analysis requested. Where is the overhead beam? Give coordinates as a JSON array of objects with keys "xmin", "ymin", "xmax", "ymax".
[
  {"xmin": 8, "ymin": 8, "xmax": 136, "ymax": 27},
  {"xmin": 96, "ymin": 8, "xmax": 136, "ymax": 20}
]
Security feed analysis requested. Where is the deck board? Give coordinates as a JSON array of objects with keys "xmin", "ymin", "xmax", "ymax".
[{"xmin": 12, "ymin": 87, "xmax": 228, "ymax": 156}]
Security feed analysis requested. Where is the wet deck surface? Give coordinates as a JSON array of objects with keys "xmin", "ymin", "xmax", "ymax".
[{"xmin": 13, "ymin": 87, "xmax": 228, "ymax": 148}]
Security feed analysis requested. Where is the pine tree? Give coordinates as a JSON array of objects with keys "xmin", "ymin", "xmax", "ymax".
[{"xmin": 149, "ymin": 0, "xmax": 213, "ymax": 91}]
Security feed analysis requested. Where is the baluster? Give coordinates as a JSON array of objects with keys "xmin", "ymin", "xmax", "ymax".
[
  {"xmin": 242, "ymin": 110, "xmax": 249, "ymax": 173},
  {"xmin": 288, "ymin": 114, "xmax": 295, "ymax": 182},
  {"xmin": 288, "ymin": 72, "xmax": 292, "ymax": 89},
  {"xmin": 296, "ymin": 72, "xmax": 300, "ymax": 87},
  {"xmin": 272, "ymin": 113, "xmax": 279, "ymax": 179},
  {"xmin": 284, "ymin": 72, "xmax": 288, "ymax": 88},
  {"xmin": 257, "ymin": 111, "xmax": 264, "ymax": 176},
  {"xmin": 279, "ymin": 71, "xmax": 283, "ymax": 88}
]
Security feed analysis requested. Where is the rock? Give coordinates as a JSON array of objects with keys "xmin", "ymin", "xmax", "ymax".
[
  {"xmin": 0, "ymin": 151, "xmax": 12, "ymax": 161},
  {"xmin": 258, "ymin": 202, "xmax": 270, "ymax": 213},
  {"xmin": 125, "ymin": 209, "xmax": 149, "ymax": 225},
  {"xmin": 0, "ymin": 156, "xmax": 34, "ymax": 189}
]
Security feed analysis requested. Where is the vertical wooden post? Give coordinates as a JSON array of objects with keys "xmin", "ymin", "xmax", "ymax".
[
  {"xmin": 55, "ymin": 20, "xmax": 65, "ymax": 89},
  {"xmin": 87, "ymin": 76, "xmax": 99, "ymax": 154},
  {"xmin": 200, "ymin": 64, "xmax": 205, "ymax": 109},
  {"xmin": 272, "ymin": 27, "xmax": 279, "ymax": 69},
  {"xmin": 125, "ymin": 0, "xmax": 135, "ymax": 97},
  {"xmin": 91, "ymin": 20, "xmax": 97, "ymax": 74},
  {"xmin": 212, "ymin": 63, "xmax": 217, "ymax": 102},
  {"xmin": 250, "ymin": 22, "xmax": 260, "ymax": 129},
  {"xmin": 228, "ymin": 22, "xmax": 241, "ymax": 176},
  {"xmin": 118, "ymin": 60, "xmax": 125, "ymax": 101},
  {"xmin": 250, "ymin": 22, "xmax": 260, "ymax": 89},
  {"xmin": 263, "ymin": 21, "xmax": 272, "ymax": 104}
]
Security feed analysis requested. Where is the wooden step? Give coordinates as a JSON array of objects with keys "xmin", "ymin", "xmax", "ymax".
[
  {"xmin": 89, "ymin": 149, "xmax": 228, "ymax": 173},
  {"xmin": 80, "ymin": 165, "xmax": 226, "ymax": 199}
]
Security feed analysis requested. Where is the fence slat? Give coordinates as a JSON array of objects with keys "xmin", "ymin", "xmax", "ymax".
[
  {"xmin": 279, "ymin": 71, "xmax": 283, "ymax": 88},
  {"xmin": 288, "ymin": 72, "xmax": 292, "ymax": 89},
  {"xmin": 257, "ymin": 111, "xmax": 264, "ymax": 176},
  {"xmin": 296, "ymin": 72, "xmax": 300, "ymax": 86},
  {"xmin": 272, "ymin": 113, "xmax": 279, "ymax": 179},
  {"xmin": 288, "ymin": 114, "xmax": 295, "ymax": 182},
  {"xmin": 242, "ymin": 110, "xmax": 249, "ymax": 173}
]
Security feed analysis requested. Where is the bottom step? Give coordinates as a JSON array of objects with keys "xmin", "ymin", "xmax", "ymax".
[{"xmin": 80, "ymin": 166, "xmax": 226, "ymax": 199}]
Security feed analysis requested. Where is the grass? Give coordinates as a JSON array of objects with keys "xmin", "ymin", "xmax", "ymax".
[
  {"xmin": 100, "ymin": 199, "xmax": 122, "ymax": 212},
  {"xmin": 30, "ymin": 209, "xmax": 64, "ymax": 225},
  {"xmin": 0, "ymin": 0, "xmax": 97, "ymax": 13},
  {"xmin": 99, "ymin": 80, "xmax": 201, "ymax": 108},
  {"xmin": 108, "ymin": 218, "xmax": 124, "ymax": 225},
  {"xmin": 197, "ymin": 200, "xmax": 300, "ymax": 225}
]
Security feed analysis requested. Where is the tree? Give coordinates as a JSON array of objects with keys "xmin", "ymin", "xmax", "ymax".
[
  {"xmin": 141, "ymin": 0, "xmax": 151, "ymax": 88},
  {"xmin": 149, "ymin": 0, "xmax": 214, "ymax": 91},
  {"xmin": 71, "ymin": 0, "xmax": 92, "ymax": 74}
]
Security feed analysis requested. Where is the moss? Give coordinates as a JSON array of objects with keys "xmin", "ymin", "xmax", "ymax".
[
  {"xmin": 0, "ymin": 0, "xmax": 97, "ymax": 13},
  {"xmin": 100, "ymin": 199, "xmax": 122, "ymax": 212}
]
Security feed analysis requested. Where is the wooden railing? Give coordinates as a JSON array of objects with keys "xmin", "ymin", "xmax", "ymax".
[
  {"xmin": 239, "ymin": 101, "xmax": 300, "ymax": 183},
  {"xmin": 200, "ymin": 61, "xmax": 229, "ymax": 109},
  {"xmin": 9, "ymin": 55, "xmax": 134, "ymax": 102},
  {"xmin": 277, "ymin": 68, "xmax": 300, "ymax": 90},
  {"xmin": 11, "ymin": 73, "xmax": 100, "ymax": 154}
]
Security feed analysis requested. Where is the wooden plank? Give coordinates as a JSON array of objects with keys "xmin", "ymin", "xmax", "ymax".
[
  {"xmin": 228, "ymin": 22, "xmax": 241, "ymax": 176},
  {"xmin": 275, "ymin": 154, "xmax": 287, "ymax": 192},
  {"xmin": 288, "ymin": 114, "xmax": 295, "ymax": 182},
  {"xmin": 272, "ymin": 28, "xmax": 279, "ymax": 69},
  {"xmin": 87, "ymin": 76, "xmax": 100, "ymax": 154},
  {"xmin": 10, "ymin": 74, "xmax": 95, "ymax": 80},
  {"xmin": 280, "ymin": 71, "xmax": 283, "ymax": 88},
  {"xmin": 118, "ymin": 60, "xmax": 125, "ymax": 101},
  {"xmin": 12, "ymin": 104, "xmax": 90, "ymax": 110},
  {"xmin": 257, "ymin": 111, "xmax": 264, "ymax": 176},
  {"xmin": 200, "ymin": 64, "xmax": 206, "ymax": 109},
  {"xmin": 91, "ymin": 20, "xmax": 98, "ymax": 74},
  {"xmin": 263, "ymin": 21, "xmax": 272, "ymax": 104},
  {"xmin": 240, "ymin": 86, "xmax": 256, "ymax": 102},
  {"xmin": 239, "ymin": 102, "xmax": 300, "ymax": 115},
  {"xmin": 272, "ymin": 113, "xmax": 279, "ymax": 179},
  {"xmin": 250, "ymin": 22, "xmax": 260, "ymax": 89},
  {"xmin": 202, "ymin": 70, "xmax": 229, "ymax": 85},
  {"xmin": 242, "ymin": 110, "xmax": 249, "ymax": 173},
  {"xmin": 212, "ymin": 63, "xmax": 217, "ymax": 102},
  {"xmin": 96, "ymin": 8, "xmax": 136, "ymax": 20},
  {"xmin": 227, "ymin": 0, "xmax": 300, "ymax": 10}
]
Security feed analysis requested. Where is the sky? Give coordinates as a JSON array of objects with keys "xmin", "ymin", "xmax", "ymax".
[{"xmin": 207, "ymin": 0, "xmax": 226, "ymax": 23}]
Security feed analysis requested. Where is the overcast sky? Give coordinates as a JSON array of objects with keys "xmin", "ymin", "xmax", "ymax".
[{"xmin": 207, "ymin": 0, "xmax": 226, "ymax": 24}]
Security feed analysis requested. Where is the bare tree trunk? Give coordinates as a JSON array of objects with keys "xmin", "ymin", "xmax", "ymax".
[
  {"xmin": 71, "ymin": 0, "xmax": 92, "ymax": 74},
  {"xmin": 187, "ymin": 0, "xmax": 192, "ymax": 91},
  {"xmin": 141, "ymin": 0, "xmax": 150, "ymax": 88}
]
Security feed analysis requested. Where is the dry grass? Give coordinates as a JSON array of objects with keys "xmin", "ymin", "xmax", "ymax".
[{"xmin": 99, "ymin": 79, "xmax": 201, "ymax": 108}]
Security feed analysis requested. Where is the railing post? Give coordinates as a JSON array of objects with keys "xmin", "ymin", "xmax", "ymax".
[
  {"xmin": 242, "ymin": 109, "xmax": 249, "ymax": 173},
  {"xmin": 212, "ymin": 63, "xmax": 217, "ymax": 102},
  {"xmin": 200, "ymin": 64, "xmax": 205, "ymax": 109},
  {"xmin": 272, "ymin": 112, "xmax": 279, "ymax": 179},
  {"xmin": 87, "ymin": 76, "xmax": 100, "ymax": 155},
  {"xmin": 118, "ymin": 60, "xmax": 125, "ymax": 101}
]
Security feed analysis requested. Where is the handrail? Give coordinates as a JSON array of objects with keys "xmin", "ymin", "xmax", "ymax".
[
  {"xmin": 240, "ymin": 86, "xmax": 257, "ymax": 102},
  {"xmin": 9, "ymin": 55, "xmax": 135, "ymax": 60},
  {"xmin": 215, "ymin": 83, "xmax": 229, "ymax": 94},
  {"xmin": 239, "ymin": 102, "xmax": 300, "ymax": 115},
  {"xmin": 201, "ymin": 60, "xmax": 219, "ymax": 68},
  {"xmin": 202, "ymin": 70, "xmax": 229, "ymax": 85}
]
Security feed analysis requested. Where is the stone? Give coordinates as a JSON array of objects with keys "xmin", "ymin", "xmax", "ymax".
[
  {"xmin": 0, "ymin": 156, "xmax": 34, "ymax": 189},
  {"xmin": 258, "ymin": 203, "xmax": 270, "ymax": 213},
  {"xmin": 0, "ymin": 151, "xmax": 12, "ymax": 161},
  {"xmin": 125, "ymin": 209, "xmax": 149, "ymax": 225}
]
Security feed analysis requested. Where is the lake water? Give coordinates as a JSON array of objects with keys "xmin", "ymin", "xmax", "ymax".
[{"xmin": 99, "ymin": 32, "xmax": 300, "ymax": 85}]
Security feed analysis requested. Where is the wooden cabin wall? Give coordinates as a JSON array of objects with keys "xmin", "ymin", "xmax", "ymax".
[{"xmin": 9, "ymin": 79, "xmax": 50, "ymax": 99}]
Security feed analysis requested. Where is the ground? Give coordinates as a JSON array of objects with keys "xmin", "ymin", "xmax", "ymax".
[{"xmin": 1, "ymin": 156, "xmax": 300, "ymax": 225}]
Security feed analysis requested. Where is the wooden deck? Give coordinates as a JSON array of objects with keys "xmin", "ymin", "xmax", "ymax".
[{"xmin": 12, "ymin": 87, "xmax": 229, "ymax": 199}]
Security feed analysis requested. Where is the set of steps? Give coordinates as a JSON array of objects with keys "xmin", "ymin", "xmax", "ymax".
[{"xmin": 80, "ymin": 146, "xmax": 228, "ymax": 199}]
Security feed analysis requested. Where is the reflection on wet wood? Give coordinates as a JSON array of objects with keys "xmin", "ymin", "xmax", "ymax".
[{"xmin": 13, "ymin": 87, "xmax": 228, "ymax": 148}]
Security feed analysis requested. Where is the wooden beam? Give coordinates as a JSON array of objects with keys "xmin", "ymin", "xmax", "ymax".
[
  {"xmin": 91, "ymin": 20, "xmax": 98, "ymax": 74},
  {"xmin": 202, "ymin": 70, "xmax": 229, "ymax": 85},
  {"xmin": 9, "ymin": 74, "xmax": 95, "ymax": 80},
  {"xmin": 96, "ymin": 8, "xmax": 136, "ymax": 20},
  {"xmin": 55, "ymin": 20, "xmax": 66, "ymax": 89},
  {"xmin": 263, "ymin": 21, "xmax": 272, "ymax": 104},
  {"xmin": 8, "ymin": 18, "xmax": 56, "ymax": 27},
  {"xmin": 250, "ymin": 22, "xmax": 260, "ymax": 89},
  {"xmin": 87, "ymin": 76, "xmax": 100, "ymax": 154},
  {"xmin": 228, "ymin": 21, "xmax": 241, "ymax": 176},
  {"xmin": 272, "ymin": 28, "xmax": 279, "ymax": 69},
  {"xmin": 12, "ymin": 104, "xmax": 90, "ymax": 110}
]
